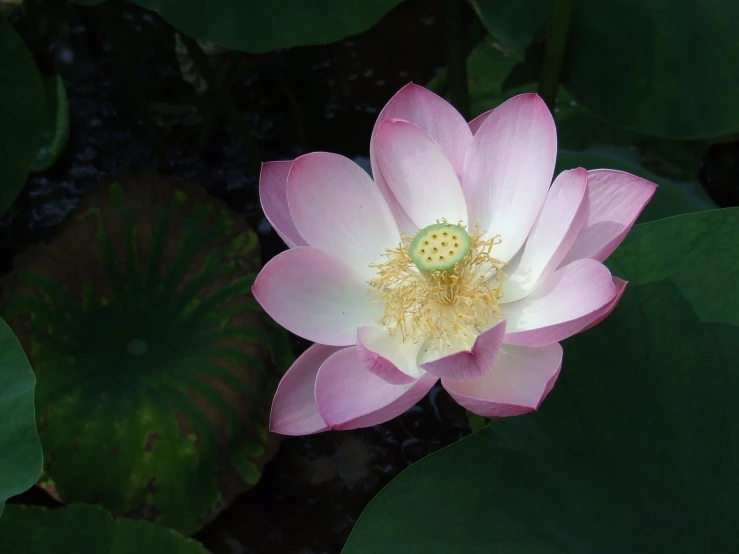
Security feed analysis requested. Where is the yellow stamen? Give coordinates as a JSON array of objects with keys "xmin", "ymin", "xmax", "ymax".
[{"xmin": 368, "ymin": 222, "xmax": 506, "ymax": 351}]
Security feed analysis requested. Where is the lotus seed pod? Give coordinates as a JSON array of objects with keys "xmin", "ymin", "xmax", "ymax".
[{"xmin": 1, "ymin": 174, "xmax": 293, "ymax": 535}]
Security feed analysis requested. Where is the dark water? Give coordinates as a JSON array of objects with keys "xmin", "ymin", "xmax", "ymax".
[{"xmin": 5, "ymin": 1, "xmax": 474, "ymax": 552}]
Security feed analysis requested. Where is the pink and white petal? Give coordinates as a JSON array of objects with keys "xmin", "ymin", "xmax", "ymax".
[
  {"xmin": 581, "ymin": 277, "xmax": 627, "ymax": 332},
  {"xmin": 468, "ymin": 109, "xmax": 491, "ymax": 135},
  {"xmin": 443, "ymin": 343, "xmax": 562, "ymax": 418},
  {"xmin": 502, "ymin": 168, "xmax": 589, "ymax": 303},
  {"xmin": 370, "ymin": 84, "xmax": 473, "ymax": 235},
  {"xmin": 503, "ymin": 258, "xmax": 617, "ymax": 347},
  {"xmin": 375, "ymin": 119, "xmax": 468, "ymax": 229},
  {"xmin": 560, "ymin": 169, "xmax": 657, "ymax": 265},
  {"xmin": 315, "ymin": 346, "xmax": 438, "ymax": 430},
  {"xmin": 259, "ymin": 161, "xmax": 307, "ymax": 248},
  {"xmin": 420, "ymin": 320, "xmax": 506, "ymax": 382},
  {"xmin": 270, "ymin": 344, "xmax": 340, "ymax": 435},
  {"xmin": 357, "ymin": 326, "xmax": 424, "ymax": 385},
  {"xmin": 253, "ymin": 246, "xmax": 381, "ymax": 346},
  {"xmin": 462, "ymin": 94, "xmax": 557, "ymax": 262},
  {"xmin": 372, "ymin": 83, "xmax": 473, "ymax": 177},
  {"xmin": 287, "ymin": 152, "xmax": 399, "ymax": 281}
]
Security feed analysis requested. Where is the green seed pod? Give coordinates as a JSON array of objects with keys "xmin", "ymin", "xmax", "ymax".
[{"xmin": 408, "ymin": 222, "xmax": 471, "ymax": 272}]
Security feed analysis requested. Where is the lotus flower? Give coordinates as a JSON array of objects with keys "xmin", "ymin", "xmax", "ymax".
[{"xmin": 255, "ymin": 84, "xmax": 655, "ymax": 435}]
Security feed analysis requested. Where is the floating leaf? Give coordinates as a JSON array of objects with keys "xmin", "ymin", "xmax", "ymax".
[
  {"xmin": 1, "ymin": 175, "xmax": 292, "ymax": 534},
  {"xmin": 343, "ymin": 208, "xmax": 739, "ymax": 553},
  {"xmin": 0, "ymin": 18, "xmax": 44, "ymax": 217},
  {"xmin": 76, "ymin": 0, "xmax": 403, "ymax": 54},
  {"xmin": 471, "ymin": 0, "xmax": 739, "ymax": 138},
  {"xmin": 30, "ymin": 75, "xmax": 70, "ymax": 173},
  {"xmin": 0, "ymin": 317, "xmax": 41, "ymax": 517},
  {"xmin": 0, "ymin": 504, "xmax": 210, "ymax": 552}
]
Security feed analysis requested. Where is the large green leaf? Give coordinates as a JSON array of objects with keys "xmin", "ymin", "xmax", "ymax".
[
  {"xmin": 1, "ymin": 178, "xmax": 291, "ymax": 534},
  {"xmin": 343, "ymin": 209, "xmax": 739, "ymax": 553},
  {"xmin": 606, "ymin": 209, "xmax": 739, "ymax": 327},
  {"xmin": 0, "ymin": 504, "xmax": 209, "ymax": 552},
  {"xmin": 0, "ymin": 18, "xmax": 44, "ymax": 217},
  {"xmin": 30, "ymin": 75, "xmax": 70, "ymax": 173},
  {"xmin": 472, "ymin": 0, "xmax": 739, "ymax": 139},
  {"xmin": 76, "ymin": 0, "xmax": 403, "ymax": 53},
  {"xmin": 0, "ymin": 318, "xmax": 41, "ymax": 517}
]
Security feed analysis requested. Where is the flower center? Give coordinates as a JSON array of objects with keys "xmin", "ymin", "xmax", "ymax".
[
  {"xmin": 369, "ymin": 221, "xmax": 506, "ymax": 351},
  {"xmin": 407, "ymin": 222, "xmax": 471, "ymax": 272}
]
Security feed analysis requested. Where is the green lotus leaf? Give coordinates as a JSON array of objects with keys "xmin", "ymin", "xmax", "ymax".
[
  {"xmin": 75, "ymin": 0, "xmax": 403, "ymax": 54},
  {"xmin": 0, "ymin": 504, "xmax": 210, "ymax": 552},
  {"xmin": 1, "ymin": 175, "xmax": 292, "ymax": 534},
  {"xmin": 0, "ymin": 317, "xmax": 42, "ymax": 517},
  {"xmin": 0, "ymin": 18, "xmax": 44, "ymax": 217},
  {"xmin": 471, "ymin": 0, "xmax": 739, "ymax": 139},
  {"xmin": 30, "ymin": 75, "xmax": 70, "ymax": 173}
]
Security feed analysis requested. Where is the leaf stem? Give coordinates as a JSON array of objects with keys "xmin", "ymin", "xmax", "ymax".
[
  {"xmin": 180, "ymin": 34, "xmax": 262, "ymax": 176},
  {"xmin": 537, "ymin": 0, "xmax": 574, "ymax": 111}
]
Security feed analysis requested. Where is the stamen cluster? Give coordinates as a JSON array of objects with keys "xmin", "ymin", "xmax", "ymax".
[{"xmin": 369, "ymin": 225, "xmax": 506, "ymax": 351}]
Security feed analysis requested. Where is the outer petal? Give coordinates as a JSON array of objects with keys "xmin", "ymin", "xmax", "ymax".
[
  {"xmin": 502, "ymin": 168, "xmax": 589, "ymax": 303},
  {"xmin": 375, "ymin": 119, "xmax": 468, "ymax": 229},
  {"xmin": 420, "ymin": 320, "xmax": 507, "ymax": 381},
  {"xmin": 443, "ymin": 343, "xmax": 562, "ymax": 418},
  {"xmin": 582, "ymin": 277, "xmax": 627, "ymax": 331},
  {"xmin": 462, "ymin": 94, "xmax": 557, "ymax": 262},
  {"xmin": 503, "ymin": 258, "xmax": 617, "ymax": 347},
  {"xmin": 259, "ymin": 161, "xmax": 307, "ymax": 248},
  {"xmin": 287, "ymin": 152, "xmax": 399, "ymax": 281},
  {"xmin": 252, "ymin": 246, "xmax": 381, "ymax": 346},
  {"xmin": 468, "ymin": 110, "xmax": 490, "ymax": 135},
  {"xmin": 315, "ymin": 347, "xmax": 438, "ymax": 430},
  {"xmin": 371, "ymin": 83, "xmax": 474, "ymax": 233},
  {"xmin": 561, "ymin": 169, "xmax": 657, "ymax": 265},
  {"xmin": 270, "ymin": 344, "xmax": 340, "ymax": 435},
  {"xmin": 357, "ymin": 327, "xmax": 424, "ymax": 385}
]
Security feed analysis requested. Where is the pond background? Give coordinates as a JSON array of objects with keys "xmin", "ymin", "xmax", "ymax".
[{"xmin": 4, "ymin": 0, "xmax": 738, "ymax": 552}]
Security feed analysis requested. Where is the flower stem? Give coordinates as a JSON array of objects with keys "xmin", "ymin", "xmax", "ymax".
[
  {"xmin": 537, "ymin": 0, "xmax": 574, "ymax": 111},
  {"xmin": 180, "ymin": 34, "xmax": 262, "ymax": 176},
  {"xmin": 443, "ymin": 0, "xmax": 470, "ymax": 120}
]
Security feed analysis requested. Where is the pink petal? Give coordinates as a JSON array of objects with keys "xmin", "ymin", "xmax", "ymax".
[
  {"xmin": 357, "ymin": 326, "xmax": 423, "ymax": 385},
  {"xmin": 503, "ymin": 258, "xmax": 617, "ymax": 347},
  {"xmin": 371, "ymin": 83, "xmax": 474, "ymax": 234},
  {"xmin": 561, "ymin": 169, "xmax": 657, "ymax": 265},
  {"xmin": 375, "ymin": 119, "xmax": 468, "ymax": 229},
  {"xmin": 287, "ymin": 152, "xmax": 399, "ymax": 281},
  {"xmin": 420, "ymin": 320, "xmax": 506, "ymax": 381},
  {"xmin": 315, "ymin": 346, "xmax": 438, "ymax": 430},
  {"xmin": 581, "ymin": 277, "xmax": 627, "ymax": 331},
  {"xmin": 259, "ymin": 161, "xmax": 307, "ymax": 248},
  {"xmin": 270, "ymin": 344, "xmax": 340, "ymax": 435},
  {"xmin": 502, "ymin": 168, "xmax": 589, "ymax": 303},
  {"xmin": 468, "ymin": 110, "xmax": 491, "ymax": 135},
  {"xmin": 443, "ymin": 343, "xmax": 562, "ymax": 418},
  {"xmin": 252, "ymin": 246, "xmax": 381, "ymax": 346},
  {"xmin": 462, "ymin": 94, "xmax": 557, "ymax": 262}
]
